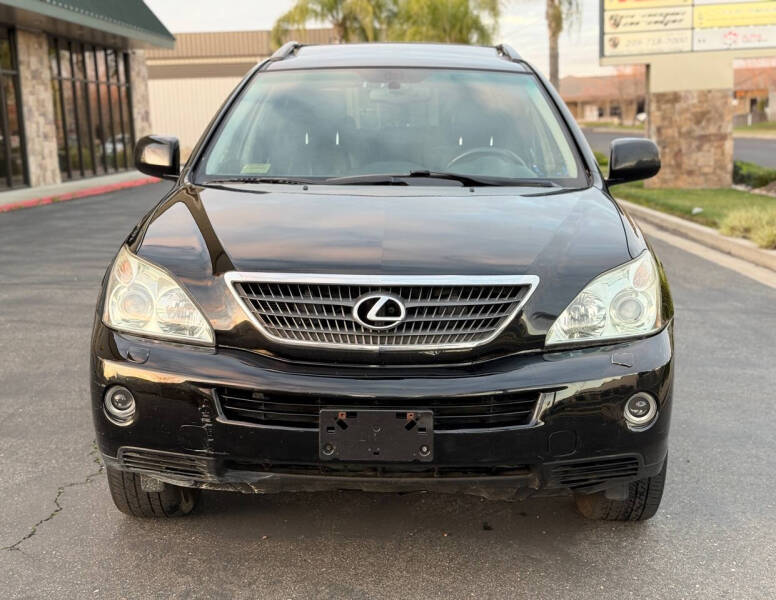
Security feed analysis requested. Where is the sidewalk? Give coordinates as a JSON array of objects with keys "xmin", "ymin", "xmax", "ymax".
[
  {"xmin": 733, "ymin": 130, "xmax": 776, "ymax": 140},
  {"xmin": 0, "ymin": 171, "xmax": 160, "ymax": 213}
]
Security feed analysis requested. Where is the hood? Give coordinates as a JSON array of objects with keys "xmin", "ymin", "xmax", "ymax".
[{"xmin": 134, "ymin": 184, "xmax": 639, "ymax": 363}]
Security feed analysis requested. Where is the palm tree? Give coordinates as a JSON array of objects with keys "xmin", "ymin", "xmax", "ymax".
[
  {"xmin": 390, "ymin": 0, "xmax": 500, "ymax": 45},
  {"xmin": 272, "ymin": 0, "xmax": 499, "ymax": 47},
  {"xmin": 545, "ymin": 0, "xmax": 579, "ymax": 89},
  {"xmin": 272, "ymin": 0, "xmax": 391, "ymax": 46}
]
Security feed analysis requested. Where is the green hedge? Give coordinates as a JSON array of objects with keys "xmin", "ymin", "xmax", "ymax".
[{"xmin": 732, "ymin": 160, "xmax": 776, "ymax": 189}]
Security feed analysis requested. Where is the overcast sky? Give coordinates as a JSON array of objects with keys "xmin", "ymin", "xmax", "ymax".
[{"xmin": 144, "ymin": 0, "xmax": 607, "ymax": 76}]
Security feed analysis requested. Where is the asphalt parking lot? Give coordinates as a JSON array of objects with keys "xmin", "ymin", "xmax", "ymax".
[{"xmin": 1, "ymin": 182, "xmax": 775, "ymax": 599}]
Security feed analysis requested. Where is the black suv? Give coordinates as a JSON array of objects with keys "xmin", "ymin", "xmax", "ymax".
[{"xmin": 92, "ymin": 42, "xmax": 672, "ymax": 521}]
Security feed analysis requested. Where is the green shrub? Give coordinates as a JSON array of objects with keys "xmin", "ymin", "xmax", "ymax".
[
  {"xmin": 733, "ymin": 161, "xmax": 776, "ymax": 189},
  {"xmin": 754, "ymin": 225, "xmax": 776, "ymax": 249},
  {"xmin": 719, "ymin": 207, "xmax": 776, "ymax": 249},
  {"xmin": 719, "ymin": 207, "xmax": 760, "ymax": 237},
  {"xmin": 594, "ymin": 151, "xmax": 608, "ymax": 168}
]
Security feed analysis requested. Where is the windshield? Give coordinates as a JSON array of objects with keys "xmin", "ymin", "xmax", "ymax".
[{"xmin": 199, "ymin": 68, "xmax": 587, "ymax": 187}]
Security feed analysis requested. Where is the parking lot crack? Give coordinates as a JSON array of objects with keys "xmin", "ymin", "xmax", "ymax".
[{"xmin": 3, "ymin": 443, "xmax": 104, "ymax": 552}]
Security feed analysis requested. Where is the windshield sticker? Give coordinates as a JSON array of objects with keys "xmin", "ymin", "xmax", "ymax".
[{"xmin": 241, "ymin": 163, "xmax": 271, "ymax": 174}]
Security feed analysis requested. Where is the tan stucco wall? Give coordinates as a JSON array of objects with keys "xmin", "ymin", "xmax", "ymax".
[
  {"xmin": 647, "ymin": 53, "xmax": 734, "ymax": 94},
  {"xmin": 601, "ymin": 46, "xmax": 771, "ymax": 83},
  {"xmin": 769, "ymin": 91, "xmax": 776, "ymax": 121},
  {"xmin": 16, "ymin": 29, "xmax": 60, "ymax": 187},
  {"xmin": 149, "ymin": 76, "xmax": 241, "ymax": 158}
]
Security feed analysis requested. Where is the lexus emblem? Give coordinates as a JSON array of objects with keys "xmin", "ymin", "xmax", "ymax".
[{"xmin": 353, "ymin": 293, "xmax": 406, "ymax": 330}]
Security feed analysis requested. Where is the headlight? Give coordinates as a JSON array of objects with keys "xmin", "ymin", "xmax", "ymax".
[
  {"xmin": 103, "ymin": 246, "xmax": 214, "ymax": 345},
  {"xmin": 546, "ymin": 251, "xmax": 661, "ymax": 346}
]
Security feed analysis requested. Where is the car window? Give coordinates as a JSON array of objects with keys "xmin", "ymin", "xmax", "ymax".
[{"xmin": 200, "ymin": 68, "xmax": 585, "ymax": 186}]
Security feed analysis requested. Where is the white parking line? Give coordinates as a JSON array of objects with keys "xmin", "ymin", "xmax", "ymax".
[{"xmin": 639, "ymin": 220, "xmax": 776, "ymax": 290}]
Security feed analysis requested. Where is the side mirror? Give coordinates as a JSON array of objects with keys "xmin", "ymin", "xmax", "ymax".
[
  {"xmin": 606, "ymin": 138, "xmax": 660, "ymax": 186},
  {"xmin": 134, "ymin": 135, "xmax": 180, "ymax": 180}
]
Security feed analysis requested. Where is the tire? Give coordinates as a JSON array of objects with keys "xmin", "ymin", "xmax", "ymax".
[
  {"xmin": 574, "ymin": 458, "xmax": 667, "ymax": 522},
  {"xmin": 106, "ymin": 465, "xmax": 200, "ymax": 518}
]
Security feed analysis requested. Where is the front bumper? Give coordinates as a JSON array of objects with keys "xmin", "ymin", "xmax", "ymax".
[{"xmin": 91, "ymin": 323, "xmax": 674, "ymax": 499}]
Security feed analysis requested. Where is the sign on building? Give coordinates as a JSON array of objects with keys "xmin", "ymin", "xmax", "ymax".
[{"xmin": 601, "ymin": 0, "xmax": 776, "ymax": 57}]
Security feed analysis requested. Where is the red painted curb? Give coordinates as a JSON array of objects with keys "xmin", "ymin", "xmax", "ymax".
[{"xmin": 0, "ymin": 176, "xmax": 161, "ymax": 213}]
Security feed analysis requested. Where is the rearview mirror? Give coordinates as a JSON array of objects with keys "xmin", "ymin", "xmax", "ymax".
[
  {"xmin": 134, "ymin": 135, "xmax": 180, "ymax": 180},
  {"xmin": 606, "ymin": 138, "xmax": 660, "ymax": 186}
]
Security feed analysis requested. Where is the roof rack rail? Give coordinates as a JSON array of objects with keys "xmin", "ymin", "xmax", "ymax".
[
  {"xmin": 495, "ymin": 43, "xmax": 521, "ymax": 62},
  {"xmin": 270, "ymin": 41, "xmax": 303, "ymax": 61}
]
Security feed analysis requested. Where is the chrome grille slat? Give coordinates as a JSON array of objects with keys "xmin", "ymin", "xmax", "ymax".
[
  {"xmin": 265, "ymin": 323, "xmax": 498, "ymax": 336},
  {"xmin": 226, "ymin": 273, "xmax": 539, "ymax": 351},
  {"xmin": 244, "ymin": 295, "xmax": 353, "ymax": 307},
  {"xmin": 405, "ymin": 297, "xmax": 515, "ymax": 307}
]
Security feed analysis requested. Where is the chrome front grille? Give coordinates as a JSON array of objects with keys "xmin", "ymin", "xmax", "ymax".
[{"xmin": 226, "ymin": 273, "xmax": 538, "ymax": 350}]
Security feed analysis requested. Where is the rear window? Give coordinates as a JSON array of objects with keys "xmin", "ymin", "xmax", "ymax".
[{"xmin": 200, "ymin": 68, "xmax": 586, "ymax": 186}]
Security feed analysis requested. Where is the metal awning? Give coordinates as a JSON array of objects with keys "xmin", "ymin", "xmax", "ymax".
[{"xmin": 0, "ymin": 0, "xmax": 174, "ymax": 48}]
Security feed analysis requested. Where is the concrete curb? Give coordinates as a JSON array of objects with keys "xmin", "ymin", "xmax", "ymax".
[
  {"xmin": 618, "ymin": 198, "xmax": 776, "ymax": 273},
  {"xmin": 584, "ymin": 127, "xmax": 645, "ymax": 136},
  {"xmin": 733, "ymin": 132, "xmax": 776, "ymax": 140},
  {"xmin": 0, "ymin": 176, "xmax": 160, "ymax": 213}
]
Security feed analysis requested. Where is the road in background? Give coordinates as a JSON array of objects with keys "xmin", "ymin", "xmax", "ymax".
[
  {"xmin": 2, "ymin": 185, "xmax": 775, "ymax": 598},
  {"xmin": 584, "ymin": 128, "xmax": 776, "ymax": 168}
]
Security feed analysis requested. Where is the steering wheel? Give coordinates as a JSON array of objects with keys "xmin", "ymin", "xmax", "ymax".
[{"xmin": 446, "ymin": 147, "xmax": 529, "ymax": 171}]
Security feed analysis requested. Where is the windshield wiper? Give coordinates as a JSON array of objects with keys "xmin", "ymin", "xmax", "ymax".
[
  {"xmin": 325, "ymin": 171, "xmax": 559, "ymax": 187},
  {"xmin": 200, "ymin": 176, "xmax": 319, "ymax": 186},
  {"xmin": 199, "ymin": 172, "xmax": 561, "ymax": 188}
]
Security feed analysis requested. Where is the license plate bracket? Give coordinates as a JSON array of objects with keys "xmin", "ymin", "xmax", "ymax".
[{"xmin": 319, "ymin": 409, "xmax": 433, "ymax": 462}]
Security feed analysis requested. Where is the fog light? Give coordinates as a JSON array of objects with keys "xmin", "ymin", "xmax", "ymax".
[
  {"xmin": 104, "ymin": 385, "xmax": 136, "ymax": 426},
  {"xmin": 624, "ymin": 392, "xmax": 657, "ymax": 427}
]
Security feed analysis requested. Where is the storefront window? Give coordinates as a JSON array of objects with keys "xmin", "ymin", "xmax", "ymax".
[
  {"xmin": 0, "ymin": 30, "xmax": 27, "ymax": 189},
  {"xmin": 48, "ymin": 37, "xmax": 134, "ymax": 180}
]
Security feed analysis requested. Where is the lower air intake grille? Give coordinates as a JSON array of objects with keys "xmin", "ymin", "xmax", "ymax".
[
  {"xmin": 227, "ymin": 274, "xmax": 538, "ymax": 350},
  {"xmin": 118, "ymin": 448, "xmax": 214, "ymax": 481},
  {"xmin": 216, "ymin": 387, "xmax": 542, "ymax": 431},
  {"xmin": 547, "ymin": 456, "xmax": 641, "ymax": 489}
]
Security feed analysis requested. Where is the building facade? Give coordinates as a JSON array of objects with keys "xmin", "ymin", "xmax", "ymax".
[
  {"xmin": 561, "ymin": 65, "xmax": 776, "ymax": 129},
  {"xmin": 732, "ymin": 66, "xmax": 776, "ymax": 126},
  {"xmin": 560, "ymin": 71, "xmax": 647, "ymax": 126},
  {"xmin": 146, "ymin": 29, "xmax": 335, "ymax": 157},
  {"xmin": 0, "ymin": 0, "xmax": 173, "ymax": 193}
]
